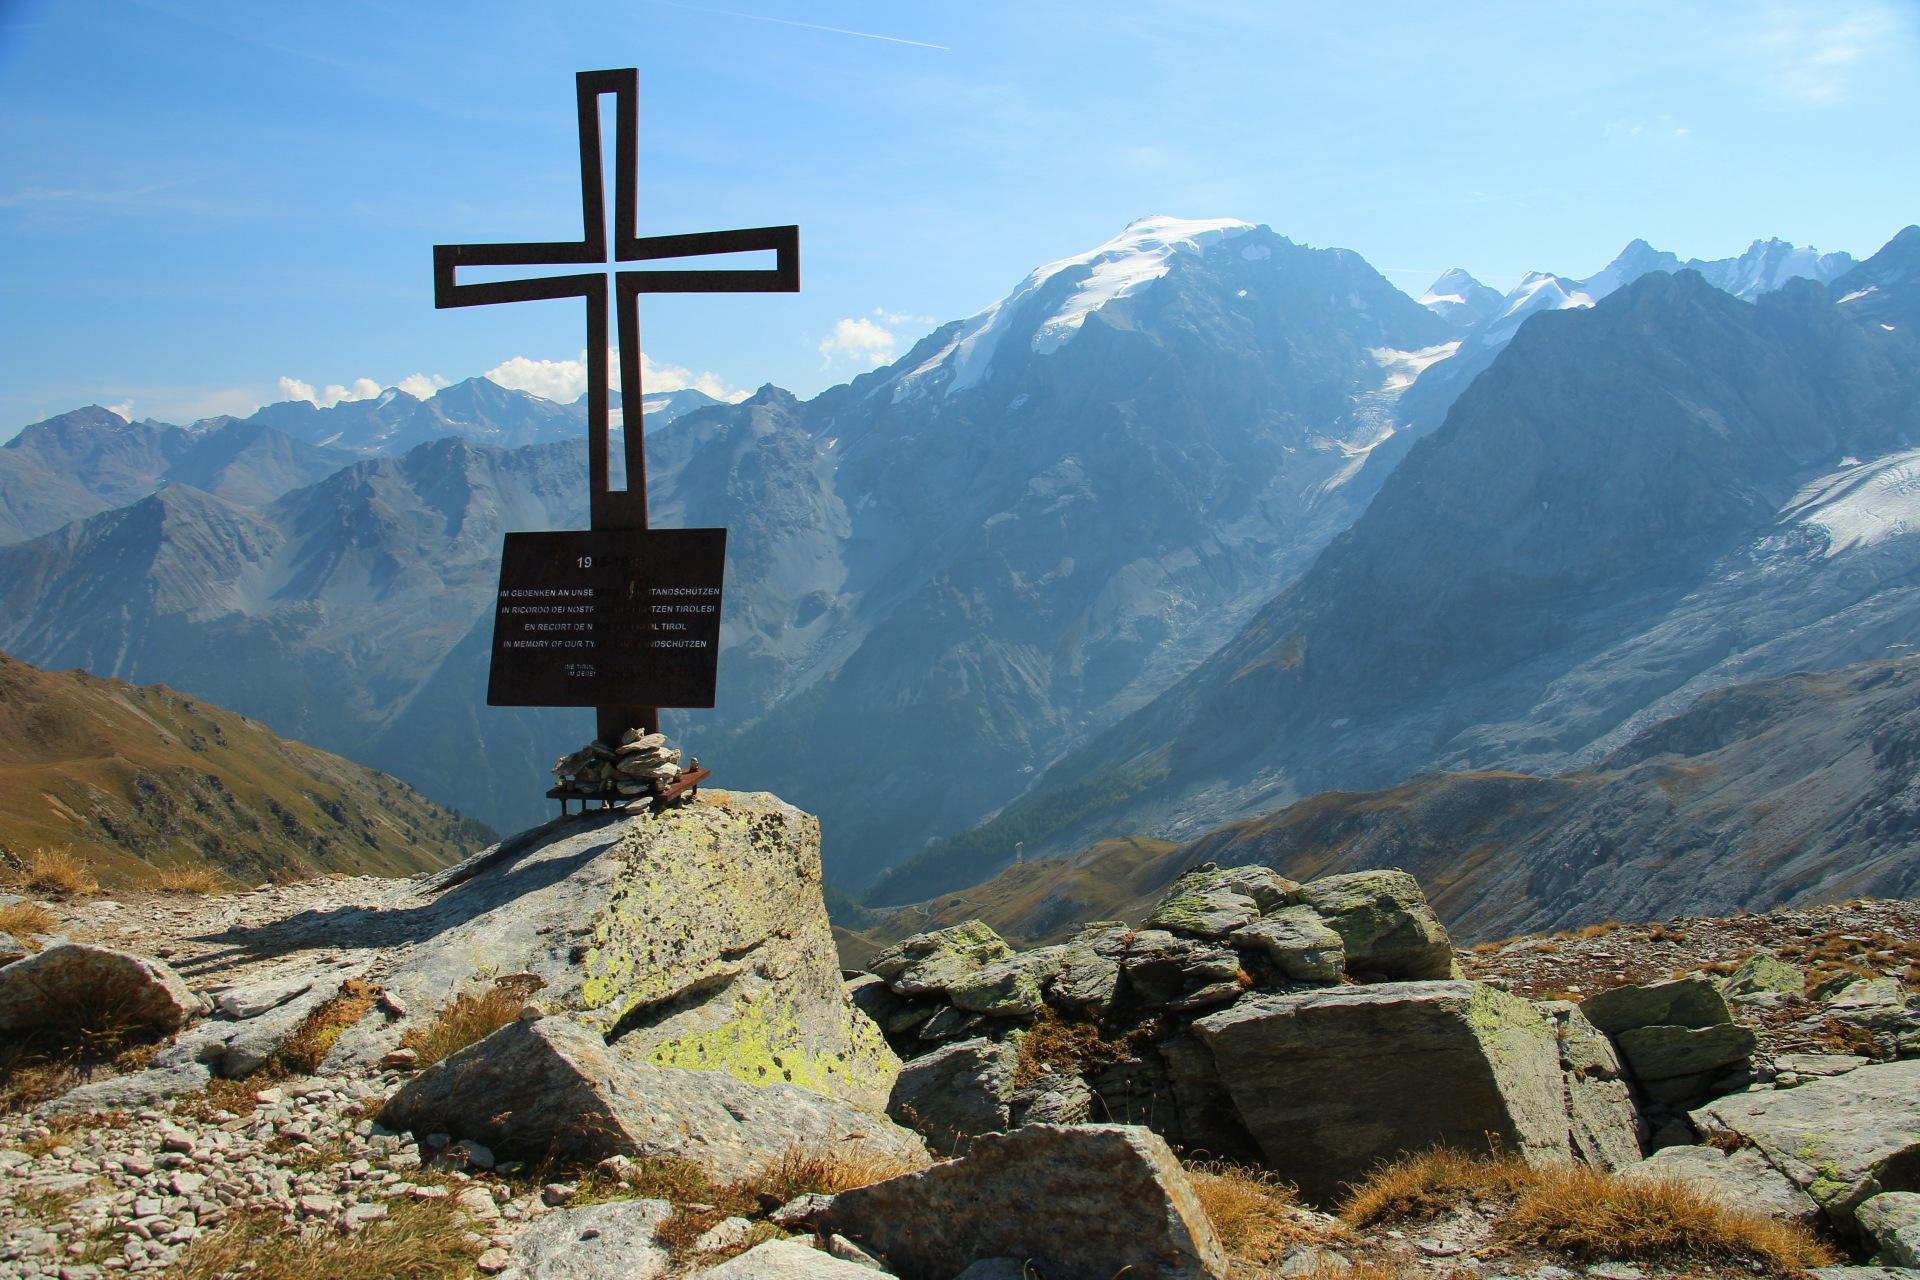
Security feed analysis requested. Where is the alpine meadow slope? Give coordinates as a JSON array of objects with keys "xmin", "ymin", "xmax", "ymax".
[{"xmin": 0, "ymin": 650, "xmax": 490, "ymax": 887}]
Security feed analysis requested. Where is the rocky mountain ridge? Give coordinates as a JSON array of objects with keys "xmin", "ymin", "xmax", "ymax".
[{"xmin": 887, "ymin": 227, "xmax": 1920, "ymax": 904}]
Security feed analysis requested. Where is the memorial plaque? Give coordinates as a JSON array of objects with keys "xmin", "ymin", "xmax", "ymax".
[{"xmin": 487, "ymin": 528, "xmax": 727, "ymax": 709}]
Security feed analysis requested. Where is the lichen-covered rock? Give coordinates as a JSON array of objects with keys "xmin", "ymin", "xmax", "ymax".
[
  {"xmin": 946, "ymin": 946, "xmax": 1063, "ymax": 1017},
  {"xmin": 817, "ymin": 1124, "xmax": 1228, "ymax": 1280},
  {"xmin": 1049, "ymin": 925, "xmax": 1127, "ymax": 1014},
  {"xmin": 1620, "ymin": 1144, "xmax": 1820, "ymax": 1223},
  {"xmin": 1293, "ymin": 870, "xmax": 1453, "ymax": 980},
  {"xmin": 379, "ymin": 1009, "xmax": 928, "ymax": 1181},
  {"xmin": 1230, "ymin": 906, "xmax": 1345, "ymax": 983},
  {"xmin": 328, "ymin": 793, "xmax": 899, "ymax": 1113},
  {"xmin": 1120, "ymin": 930, "xmax": 1242, "ymax": 1007},
  {"xmin": 38, "ymin": 1063, "xmax": 212, "ymax": 1115},
  {"xmin": 1690, "ymin": 1059, "xmax": 1920, "ymax": 1222},
  {"xmin": 1720, "ymin": 952, "xmax": 1805, "ymax": 999},
  {"xmin": 1009, "ymin": 1073, "xmax": 1093, "ymax": 1126},
  {"xmin": 1578, "ymin": 978, "xmax": 1732, "ymax": 1035},
  {"xmin": 1612, "ymin": 1022, "xmax": 1756, "ymax": 1081},
  {"xmin": 871, "ymin": 920, "xmax": 1015, "ymax": 996},
  {"xmin": 1195, "ymin": 980, "xmax": 1570, "ymax": 1198},
  {"xmin": 0, "ymin": 942, "xmax": 200, "ymax": 1037},
  {"xmin": 1856, "ymin": 1192, "xmax": 1920, "ymax": 1267},
  {"xmin": 1147, "ymin": 866, "xmax": 1294, "ymax": 938},
  {"xmin": 1540, "ymin": 1000, "xmax": 1643, "ymax": 1171},
  {"xmin": 888, "ymin": 1036, "xmax": 1016, "ymax": 1154}
]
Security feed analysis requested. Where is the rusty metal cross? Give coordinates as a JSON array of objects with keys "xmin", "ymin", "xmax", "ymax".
[{"xmin": 435, "ymin": 67, "xmax": 796, "ymax": 742}]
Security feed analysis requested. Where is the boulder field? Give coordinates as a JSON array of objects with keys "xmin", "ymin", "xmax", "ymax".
[{"xmin": 0, "ymin": 795, "xmax": 1916, "ymax": 1278}]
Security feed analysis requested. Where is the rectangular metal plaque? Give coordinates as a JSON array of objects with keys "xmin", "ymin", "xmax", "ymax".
[{"xmin": 486, "ymin": 528, "xmax": 727, "ymax": 709}]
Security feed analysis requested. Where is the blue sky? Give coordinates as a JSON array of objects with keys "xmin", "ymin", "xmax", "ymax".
[{"xmin": 2, "ymin": 0, "xmax": 1916, "ymax": 435}]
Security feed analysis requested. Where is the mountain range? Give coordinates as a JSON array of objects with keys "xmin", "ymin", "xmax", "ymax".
[
  {"xmin": 0, "ymin": 220, "xmax": 1906, "ymax": 915},
  {"xmin": 878, "ymin": 225, "xmax": 1920, "ymax": 903}
]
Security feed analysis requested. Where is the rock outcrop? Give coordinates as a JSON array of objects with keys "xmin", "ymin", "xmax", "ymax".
[
  {"xmin": 1195, "ymin": 981, "xmax": 1570, "ymax": 1197},
  {"xmin": 816, "ymin": 1124, "xmax": 1228, "ymax": 1280},
  {"xmin": 378, "ymin": 1016, "xmax": 927, "ymax": 1180},
  {"xmin": 0, "ymin": 942, "xmax": 201, "ymax": 1036},
  {"xmin": 334, "ymin": 792, "xmax": 899, "ymax": 1114}
]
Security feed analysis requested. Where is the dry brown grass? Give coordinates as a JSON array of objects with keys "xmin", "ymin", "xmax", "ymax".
[
  {"xmin": 172, "ymin": 1197, "xmax": 478, "ymax": 1280},
  {"xmin": 571, "ymin": 1144, "xmax": 917, "ymax": 1265},
  {"xmin": 1185, "ymin": 1158, "xmax": 1327, "ymax": 1265},
  {"xmin": 1012, "ymin": 1008, "xmax": 1151, "ymax": 1087},
  {"xmin": 395, "ymin": 976, "xmax": 540, "ymax": 1070},
  {"xmin": 1341, "ymin": 1150, "xmax": 1831, "ymax": 1276},
  {"xmin": 1503, "ymin": 1165, "xmax": 1834, "ymax": 1273},
  {"xmin": 275, "ymin": 979, "xmax": 381, "ymax": 1075},
  {"xmin": 1550, "ymin": 922, "xmax": 1623, "ymax": 942},
  {"xmin": 1341, "ymin": 1148, "xmax": 1533, "ymax": 1226},
  {"xmin": 0, "ymin": 973, "xmax": 176, "ymax": 1112},
  {"xmin": 147, "ymin": 863, "xmax": 231, "ymax": 895},
  {"xmin": 0, "ymin": 899, "xmax": 55, "ymax": 941},
  {"xmin": 1, "ymin": 846, "xmax": 98, "ymax": 896},
  {"xmin": 8, "ymin": 1109, "xmax": 131, "ymax": 1157}
]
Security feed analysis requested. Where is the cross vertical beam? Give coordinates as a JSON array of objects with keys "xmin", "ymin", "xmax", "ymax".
[{"xmin": 434, "ymin": 68, "xmax": 797, "ymax": 745}]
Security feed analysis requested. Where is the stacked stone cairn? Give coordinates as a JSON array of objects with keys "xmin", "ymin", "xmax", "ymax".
[{"xmin": 550, "ymin": 729, "xmax": 689, "ymax": 801}]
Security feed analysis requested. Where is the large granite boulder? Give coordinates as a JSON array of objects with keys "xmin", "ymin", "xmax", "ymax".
[
  {"xmin": 1147, "ymin": 866, "xmax": 1296, "ymax": 938},
  {"xmin": 1541, "ymin": 1000, "xmax": 1643, "ymax": 1171},
  {"xmin": 331, "ymin": 793, "xmax": 898, "ymax": 1113},
  {"xmin": 1230, "ymin": 905, "xmax": 1345, "ymax": 983},
  {"xmin": 817, "ymin": 1124, "xmax": 1228, "ymax": 1280},
  {"xmin": 888, "ymin": 1036, "xmax": 1016, "ymax": 1154},
  {"xmin": 693, "ymin": 1238, "xmax": 884, "ymax": 1278},
  {"xmin": 1194, "ymin": 980, "xmax": 1569, "ymax": 1198},
  {"xmin": 1690, "ymin": 1059, "xmax": 1920, "ymax": 1223},
  {"xmin": 379, "ymin": 1014, "xmax": 928, "ymax": 1182},
  {"xmin": 1292, "ymin": 870, "xmax": 1453, "ymax": 980},
  {"xmin": 1578, "ymin": 977, "xmax": 1754, "ymax": 1107},
  {"xmin": 0, "ymin": 943, "xmax": 200, "ymax": 1037}
]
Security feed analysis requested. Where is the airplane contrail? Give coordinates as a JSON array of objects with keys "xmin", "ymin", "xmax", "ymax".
[{"xmin": 660, "ymin": 3, "xmax": 949, "ymax": 50}]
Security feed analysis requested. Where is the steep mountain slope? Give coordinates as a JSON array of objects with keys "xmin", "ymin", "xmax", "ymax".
[
  {"xmin": 0, "ymin": 650, "xmax": 490, "ymax": 887},
  {"xmin": 864, "ymin": 654, "xmax": 1920, "ymax": 945},
  {"xmin": 884, "ymin": 229, "xmax": 1920, "ymax": 903},
  {"xmin": 681, "ymin": 217, "xmax": 1458, "ymax": 884},
  {"xmin": 0, "ymin": 442, "xmax": 590, "ymax": 831},
  {"xmin": 0, "ymin": 409, "xmax": 353, "ymax": 544}
]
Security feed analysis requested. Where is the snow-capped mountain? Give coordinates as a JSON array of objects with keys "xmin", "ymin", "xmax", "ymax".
[
  {"xmin": 882, "ymin": 226, "xmax": 1919, "ymax": 905},
  {"xmin": 1417, "ymin": 267, "xmax": 1504, "ymax": 331}
]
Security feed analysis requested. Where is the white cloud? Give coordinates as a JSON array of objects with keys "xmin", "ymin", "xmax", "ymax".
[
  {"xmin": 484, "ymin": 349, "xmax": 748, "ymax": 404},
  {"xmin": 105, "ymin": 400, "xmax": 134, "ymax": 421},
  {"xmin": 1737, "ymin": 2, "xmax": 1910, "ymax": 103},
  {"xmin": 818, "ymin": 316, "xmax": 898, "ymax": 369},
  {"xmin": 396, "ymin": 372, "xmax": 450, "ymax": 400},
  {"xmin": 276, "ymin": 375, "xmax": 383, "ymax": 408}
]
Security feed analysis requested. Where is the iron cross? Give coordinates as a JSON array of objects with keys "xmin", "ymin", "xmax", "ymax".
[
  {"xmin": 436, "ymin": 67, "xmax": 796, "ymax": 743},
  {"xmin": 434, "ymin": 67, "xmax": 797, "ymax": 530}
]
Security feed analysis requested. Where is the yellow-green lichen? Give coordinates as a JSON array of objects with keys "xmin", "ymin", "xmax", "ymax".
[{"xmin": 644, "ymin": 991, "xmax": 899, "ymax": 1107}]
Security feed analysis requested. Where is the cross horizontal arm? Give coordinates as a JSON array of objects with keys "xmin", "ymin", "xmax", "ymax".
[{"xmin": 433, "ymin": 246, "xmax": 605, "ymax": 309}]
